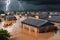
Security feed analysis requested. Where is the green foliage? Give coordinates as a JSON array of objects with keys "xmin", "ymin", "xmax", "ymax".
[{"xmin": 0, "ymin": 28, "xmax": 10, "ymax": 40}]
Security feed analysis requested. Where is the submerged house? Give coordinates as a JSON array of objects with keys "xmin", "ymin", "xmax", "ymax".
[
  {"xmin": 34, "ymin": 12, "xmax": 48, "ymax": 19},
  {"xmin": 4, "ymin": 16, "xmax": 17, "ymax": 21},
  {"xmin": 34, "ymin": 12, "xmax": 60, "ymax": 29},
  {"xmin": 48, "ymin": 12, "xmax": 60, "ymax": 22},
  {"xmin": 48, "ymin": 12, "xmax": 60, "ymax": 29},
  {"xmin": 21, "ymin": 18, "xmax": 57, "ymax": 33}
]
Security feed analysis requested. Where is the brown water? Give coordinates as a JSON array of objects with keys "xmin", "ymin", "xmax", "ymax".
[
  {"xmin": 10, "ymin": 29, "xmax": 60, "ymax": 40},
  {"xmin": 8, "ymin": 16, "xmax": 60, "ymax": 40}
]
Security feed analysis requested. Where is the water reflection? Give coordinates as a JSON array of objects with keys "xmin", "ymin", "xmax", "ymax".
[
  {"xmin": 20, "ymin": 16, "xmax": 60, "ymax": 40},
  {"xmin": 21, "ymin": 29, "xmax": 60, "ymax": 40},
  {"xmin": 0, "ymin": 16, "xmax": 60, "ymax": 40}
]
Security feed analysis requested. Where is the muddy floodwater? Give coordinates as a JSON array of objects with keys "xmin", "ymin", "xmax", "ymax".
[
  {"xmin": 10, "ymin": 30, "xmax": 60, "ymax": 40},
  {"xmin": 3, "ymin": 16, "xmax": 60, "ymax": 40}
]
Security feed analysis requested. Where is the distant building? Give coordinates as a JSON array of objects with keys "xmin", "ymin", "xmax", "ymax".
[{"xmin": 4, "ymin": 15, "xmax": 17, "ymax": 21}]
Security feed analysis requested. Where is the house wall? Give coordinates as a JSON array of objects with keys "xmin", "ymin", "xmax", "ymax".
[{"xmin": 54, "ymin": 22, "xmax": 60, "ymax": 29}]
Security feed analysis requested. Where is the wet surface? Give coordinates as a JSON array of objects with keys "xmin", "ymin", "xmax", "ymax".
[
  {"xmin": 9, "ymin": 16, "xmax": 60, "ymax": 40},
  {"xmin": 10, "ymin": 29, "xmax": 60, "ymax": 40},
  {"xmin": 1, "ymin": 16, "xmax": 60, "ymax": 40}
]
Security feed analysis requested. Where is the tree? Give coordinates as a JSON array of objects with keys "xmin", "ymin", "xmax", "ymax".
[{"xmin": 0, "ymin": 28, "xmax": 10, "ymax": 40}]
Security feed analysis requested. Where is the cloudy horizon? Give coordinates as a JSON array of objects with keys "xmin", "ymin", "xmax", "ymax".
[{"xmin": 0, "ymin": 0, "xmax": 60, "ymax": 11}]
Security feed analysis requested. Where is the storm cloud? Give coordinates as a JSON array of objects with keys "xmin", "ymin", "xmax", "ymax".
[{"xmin": 0, "ymin": 0, "xmax": 60, "ymax": 11}]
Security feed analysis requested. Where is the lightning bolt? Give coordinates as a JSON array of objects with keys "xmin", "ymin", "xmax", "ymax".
[
  {"xmin": 18, "ymin": 1, "xmax": 24, "ymax": 11},
  {"xmin": 6, "ymin": 0, "xmax": 10, "ymax": 11}
]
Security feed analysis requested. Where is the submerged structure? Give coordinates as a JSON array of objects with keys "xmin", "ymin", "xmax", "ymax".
[{"xmin": 21, "ymin": 18, "xmax": 57, "ymax": 33}]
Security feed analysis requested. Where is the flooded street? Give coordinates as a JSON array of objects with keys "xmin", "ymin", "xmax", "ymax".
[
  {"xmin": 0, "ymin": 0, "xmax": 60, "ymax": 40},
  {"xmin": 8, "ymin": 16, "xmax": 60, "ymax": 40}
]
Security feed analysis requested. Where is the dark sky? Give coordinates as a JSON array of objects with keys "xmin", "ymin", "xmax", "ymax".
[{"xmin": 0, "ymin": 0, "xmax": 60, "ymax": 11}]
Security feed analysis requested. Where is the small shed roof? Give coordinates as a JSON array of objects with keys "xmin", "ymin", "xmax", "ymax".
[{"xmin": 21, "ymin": 18, "xmax": 49, "ymax": 28}]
